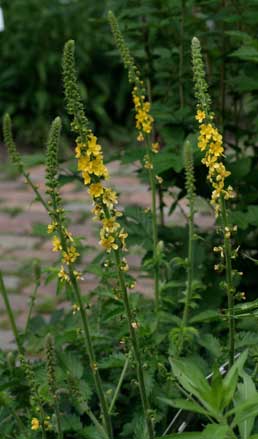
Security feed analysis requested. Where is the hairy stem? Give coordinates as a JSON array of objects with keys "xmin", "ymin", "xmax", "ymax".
[
  {"xmin": 220, "ymin": 196, "xmax": 235, "ymax": 366},
  {"xmin": 108, "ymin": 354, "xmax": 130, "ymax": 414},
  {"xmin": 0, "ymin": 272, "xmax": 24, "ymax": 355},
  {"xmin": 114, "ymin": 250, "xmax": 155, "ymax": 439},
  {"xmin": 179, "ymin": 0, "xmax": 185, "ymax": 108},
  {"xmin": 145, "ymin": 136, "xmax": 160, "ymax": 313},
  {"xmin": 179, "ymin": 199, "xmax": 194, "ymax": 355}
]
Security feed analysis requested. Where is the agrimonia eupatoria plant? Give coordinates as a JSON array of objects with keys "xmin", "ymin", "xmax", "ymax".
[
  {"xmin": 45, "ymin": 117, "xmax": 113, "ymax": 439},
  {"xmin": 178, "ymin": 139, "xmax": 196, "ymax": 355},
  {"xmin": 108, "ymin": 11, "xmax": 161, "ymax": 314},
  {"xmin": 192, "ymin": 37, "xmax": 242, "ymax": 367},
  {"xmin": 62, "ymin": 39, "xmax": 155, "ymax": 439}
]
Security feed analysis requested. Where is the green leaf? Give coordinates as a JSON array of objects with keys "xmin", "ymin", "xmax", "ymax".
[
  {"xmin": 170, "ymin": 358, "xmax": 219, "ymax": 418},
  {"xmin": 156, "ymin": 434, "xmax": 201, "ymax": 439},
  {"xmin": 158, "ymin": 397, "xmax": 210, "ymax": 416},
  {"xmin": 153, "ymin": 152, "xmax": 183, "ymax": 174},
  {"xmin": 230, "ymin": 45, "xmax": 258, "ymax": 63},
  {"xmin": 230, "ymin": 396, "xmax": 258, "ymax": 427},
  {"xmin": 202, "ymin": 424, "xmax": 230, "ymax": 438},
  {"xmin": 223, "ymin": 350, "xmax": 248, "ymax": 407},
  {"xmin": 237, "ymin": 372, "xmax": 257, "ymax": 439},
  {"xmin": 190, "ymin": 310, "xmax": 221, "ymax": 323}
]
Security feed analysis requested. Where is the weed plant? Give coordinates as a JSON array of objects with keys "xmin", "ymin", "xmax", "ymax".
[{"xmin": 1, "ymin": 11, "xmax": 258, "ymax": 439}]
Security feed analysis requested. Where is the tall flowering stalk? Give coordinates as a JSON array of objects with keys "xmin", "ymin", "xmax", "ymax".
[
  {"xmin": 178, "ymin": 140, "xmax": 196, "ymax": 355},
  {"xmin": 108, "ymin": 11, "xmax": 161, "ymax": 313},
  {"xmin": 192, "ymin": 37, "xmax": 236, "ymax": 366},
  {"xmin": 62, "ymin": 40, "xmax": 155, "ymax": 439},
  {"xmin": 45, "ymin": 117, "xmax": 113, "ymax": 439},
  {"xmin": 45, "ymin": 334, "xmax": 63, "ymax": 439}
]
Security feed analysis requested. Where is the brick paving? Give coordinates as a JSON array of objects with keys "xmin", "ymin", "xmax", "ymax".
[{"xmin": 0, "ymin": 158, "xmax": 214, "ymax": 350}]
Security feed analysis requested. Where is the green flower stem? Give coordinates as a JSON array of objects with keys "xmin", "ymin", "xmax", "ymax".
[
  {"xmin": 145, "ymin": 136, "xmax": 160, "ymax": 313},
  {"xmin": 0, "ymin": 272, "xmax": 24, "ymax": 355},
  {"xmin": 25, "ymin": 173, "xmax": 49, "ymax": 211},
  {"xmin": 113, "ymin": 249, "xmax": 155, "ymax": 439},
  {"xmin": 84, "ymin": 402, "xmax": 109, "ymax": 439},
  {"xmin": 179, "ymin": 0, "xmax": 185, "ymax": 108},
  {"xmin": 24, "ymin": 281, "xmax": 39, "ymax": 335},
  {"xmin": 220, "ymin": 196, "xmax": 235, "ymax": 367},
  {"xmin": 54, "ymin": 399, "xmax": 63, "ymax": 439},
  {"xmin": 179, "ymin": 200, "xmax": 194, "ymax": 354},
  {"xmin": 108, "ymin": 353, "xmax": 130, "ymax": 415}
]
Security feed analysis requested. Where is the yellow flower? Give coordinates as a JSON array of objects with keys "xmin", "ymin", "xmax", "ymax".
[
  {"xmin": 88, "ymin": 183, "xmax": 104, "ymax": 198},
  {"xmin": 82, "ymin": 170, "xmax": 91, "ymax": 185},
  {"xmin": 92, "ymin": 205, "xmax": 104, "ymax": 221},
  {"xmin": 120, "ymin": 257, "xmax": 129, "ymax": 271},
  {"xmin": 102, "ymin": 217, "xmax": 120, "ymax": 232},
  {"xmin": 87, "ymin": 134, "xmax": 102, "ymax": 157},
  {"xmin": 119, "ymin": 228, "xmax": 128, "ymax": 250},
  {"xmin": 78, "ymin": 155, "xmax": 91, "ymax": 172},
  {"xmin": 52, "ymin": 236, "xmax": 62, "ymax": 252},
  {"xmin": 137, "ymin": 132, "xmax": 144, "ymax": 142},
  {"xmin": 63, "ymin": 229, "xmax": 74, "ymax": 242},
  {"xmin": 195, "ymin": 110, "xmax": 206, "ymax": 123},
  {"xmin": 151, "ymin": 142, "xmax": 159, "ymax": 153},
  {"xmin": 58, "ymin": 265, "xmax": 70, "ymax": 282},
  {"xmin": 31, "ymin": 417, "xmax": 40, "ymax": 431},
  {"xmin": 47, "ymin": 222, "xmax": 57, "ymax": 234},
  {"xmin": 99, "ymin": 230, "xmax": 118, "ymax": 252},
  {"xmin": 62, "ymin": 246, "xmax": 80, "ymax": 264},
  {"xmin": 75, "ymin": 142, "xmax": 86, "ymax": 158},
  {"xmin": 102, "ymin": 188, "xmax": 118, "ymax": 209},
  {"xmin": 90, "ymin": 156, "xmax": 108, "ymax": 178}
]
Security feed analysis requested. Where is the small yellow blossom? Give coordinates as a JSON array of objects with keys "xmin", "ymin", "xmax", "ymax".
[
  {"xmin": 195, "ymin": 110, "xmax": 206, "ymax": 123},
  {"xmin": 151, "ymin": 142, "xmax": 159, "ymax": 153},
  {"xmin": 31, "ymin": 417, "xmax": 40, "ymax": 431},
  {"xmin": 119, "ymin": 228, "xmax": 128, "ymax": 250},
  {"xmin": 102, "ymin": 188, "xmax": 118, "ymax": 209},
  {"xmin": 88, "ymin": 182, "xmax": 104, "ymax": 198},
  {"xmin": 58, "ymin": 266, "xmax": 70, "ymax": 283},
  {"xmin": 52, "ymin": 236, "xmax": 62, "ymax": 252},
  {"xmin": 102, "ymin": 217, "xmax": 120, "ymax": 232},
  {"xmin": 99, "ymin": 231, "xmax": 118, "ymax": 253},
  {"xmin": 62, "ymin": 246, "xmax": 80, "ymax": 264},
  {"xmin": 48, "ymin": 222, "xmax": 57, "ymax": 234}
]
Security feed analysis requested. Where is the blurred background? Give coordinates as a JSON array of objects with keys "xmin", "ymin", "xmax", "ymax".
[{"xmin": 0, "ymin": 0, "xmax": 257, "ymax": 150}]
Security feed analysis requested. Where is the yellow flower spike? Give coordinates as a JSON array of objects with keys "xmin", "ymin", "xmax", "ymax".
[
  {"xmin": 31, "ymin": 417, "xmax": 40, "ymax": 431},
  {"xmin": 52, "ymin": 236, "xmax": 62, "ymax": 252}
]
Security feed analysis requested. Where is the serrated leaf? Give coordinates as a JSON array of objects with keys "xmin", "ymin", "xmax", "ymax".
[
  {"xmin": 190, "ymin": 310, "xmax": 221, "ymax": 323},
  {"xmin": 158, "ymin": 397, "xmax": 210, "ymax": 416},
  {"xmin": 223, "ymin": 351, "xmax": 248, "ymax": 408},
  {"xmin": 237, "ymin": 372, "xmax": 257, "ymax": 439},
  {"xmin": 170, "ymin": 358, "xmax": 219, "ymax": 418}
]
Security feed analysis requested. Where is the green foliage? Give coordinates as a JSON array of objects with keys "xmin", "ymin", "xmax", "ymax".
[{"xmin": 1, "ymin": 1, "xmax": 258, "ymax": 438}]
